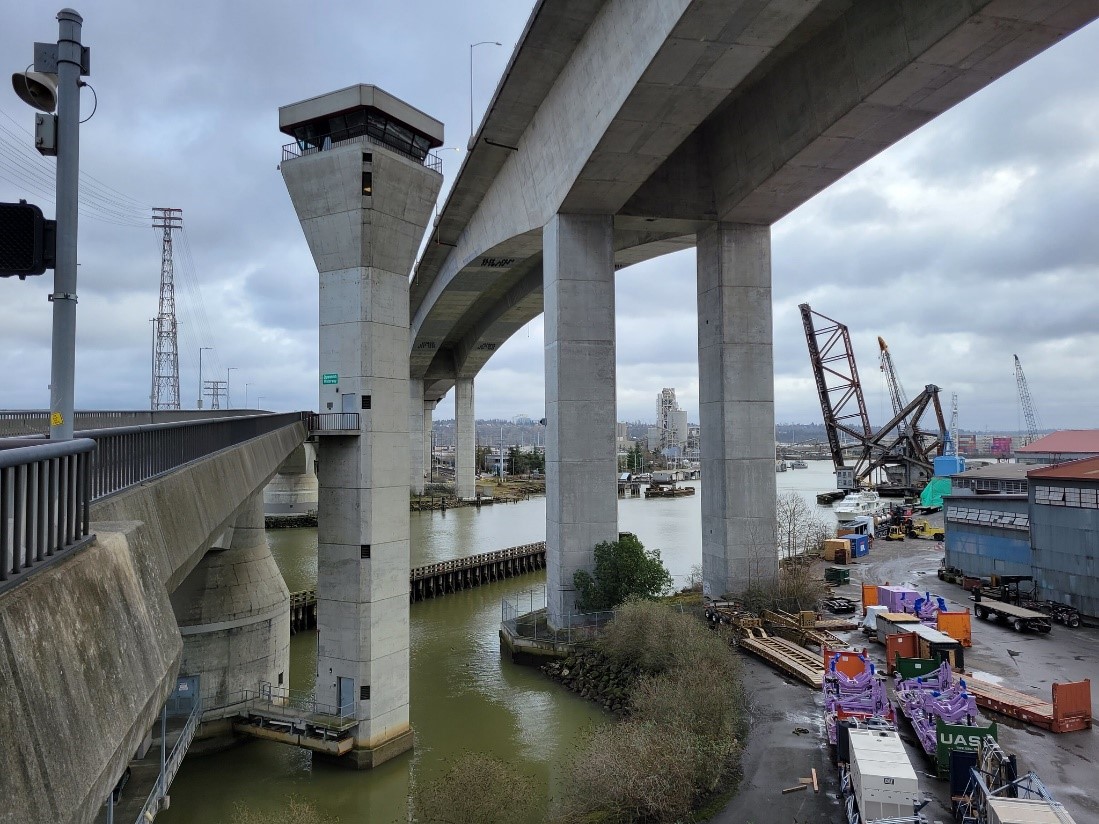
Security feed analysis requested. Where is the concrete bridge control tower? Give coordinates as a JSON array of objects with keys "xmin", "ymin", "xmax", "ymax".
[{"xmin": 279, "ymin": 86, "xmax": 443, "ymax": 767}]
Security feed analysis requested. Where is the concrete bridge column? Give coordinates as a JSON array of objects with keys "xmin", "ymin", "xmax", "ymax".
[
  {"xmin": 410, "ymin": 379, "xmax": 426, "ymax": 494},
  {"xmin": 696, "ymin": 223, "xmax": 778, "ymax": 598},
  {"xmin": 424, "ymin": 399, "xmax": 437, "ymax": 485},
  {"xmin": 455, "ymin": 378, "xmax": 476, "ymax": 499},
  {"xmin": 171, "ymin": 492, "xmax": 290, "ymax": 747},
  {"xmin": 544, "ymin": 213, "xmax": 618, "ymax": 626},
  {"xmin": 280, "ymin": 86, "xmax": 443, "ymax": 768},
  {"xmin": 263, "ymin": 441, "xmax": 318, "ymax": 517}
]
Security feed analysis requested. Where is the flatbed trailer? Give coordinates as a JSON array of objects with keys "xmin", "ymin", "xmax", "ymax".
[
  {"xmin": 963, "ymin": 677, "xmax": 1092, "ymax": 733},
  {"xmin": 971, "ymin": 598, "xmax": 1052, "ymax": 633},
  {"xmin": 737, "ymin": 626, "xmax": 825, "ymax": 688}
]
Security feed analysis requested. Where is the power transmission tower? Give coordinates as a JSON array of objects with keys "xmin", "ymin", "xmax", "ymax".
[
  {"xmin": 204, "ymin": 379, "xmax": 226, "ymax": 410},
  {"xmin": 152, "ymin": 207, "xmax": 183, "ymax": 410}
]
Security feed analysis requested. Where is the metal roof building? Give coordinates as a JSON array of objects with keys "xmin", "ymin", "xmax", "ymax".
[
  {"xmin": 1016, "ymin": 430, "xmax": 1099, "ymax": 465},
  {"xmin": 1027, "ymin": 458, "xmax": 1099, "ymax": 617}
]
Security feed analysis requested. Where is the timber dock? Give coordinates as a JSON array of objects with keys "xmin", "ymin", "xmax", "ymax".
[{"xmin": 289, "ymin": 541, "xmax": 547, "ymax": 632}]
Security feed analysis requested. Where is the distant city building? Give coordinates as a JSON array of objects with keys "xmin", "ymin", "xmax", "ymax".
[{"xmin": 654, "ymin": 388, "xmax": 688, "ymax": 455}]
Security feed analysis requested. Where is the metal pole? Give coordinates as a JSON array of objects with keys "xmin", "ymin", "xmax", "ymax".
[
  {"xmin": 198, "ymin": 346, "xmax": 211, "ymax": 408},
  {"xmin": 48, "ymin": 9, "xmax": 84, "ymax": 441},
  {"xmin": 159, "ymin": 702, "xmax": 167, "ymax": 796}
]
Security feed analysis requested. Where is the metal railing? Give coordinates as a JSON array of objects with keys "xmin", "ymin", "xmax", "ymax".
[
  {"xmin": 282, "ymin": 132, "xmax": 443, "ymax": 172},
  {"xmin": 85, "ymin": 412, "xmax": 307, "ymax": 500},
  {"xmin": 0, "ymin": 438, "xmax": 94, "ymax": 591},
  {"xmin": 131, "ymin": 699, "xmax": 202, "ymax": 824},
  {"xmin": 0, "ymin": 412, "xmax": 307, "ymax": 593},
  {"xmin": 500, "ymin": 585, "xmax": 618, "ymax": 644},
  {"xmin": 307, "ymin": 412, "xmax": 360, "ymax": 434},
  {"xmin": 230, "ymin": 683, "xmax": 356, "ymax": 727}
]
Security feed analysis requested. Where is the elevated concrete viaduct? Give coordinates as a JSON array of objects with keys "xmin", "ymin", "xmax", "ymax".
[{"xmin": 407, "ymin": 0, "xmax": 1099, "ymax": 618}]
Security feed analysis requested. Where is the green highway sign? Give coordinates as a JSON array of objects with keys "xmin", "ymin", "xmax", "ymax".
[{"xmin": 321, "ymin": 373, "xmax": 339, "ymax": 385}]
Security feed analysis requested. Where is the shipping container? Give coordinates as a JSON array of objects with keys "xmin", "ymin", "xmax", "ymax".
[
  {"xmin": 846, "ymin": 533, "xmax": 870, "ymax": 558},
  {"xmin": 823, "ymin": 538, "xmax": 848, "ymax": 562},
  {"xmin": 848, "ymin": 729, "xmax": 920, "ymax": 822},
  {"xmin": 875, "ymin": 612, "xmax": 922, "ymax": 645}
]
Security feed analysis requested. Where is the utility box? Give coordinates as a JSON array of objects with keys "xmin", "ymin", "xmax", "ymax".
[{"xmin": 848, "ymin": 729, "xmax": 919, "ymax": 822}]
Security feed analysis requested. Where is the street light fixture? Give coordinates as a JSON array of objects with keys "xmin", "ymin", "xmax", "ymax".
[
  {"xmin": 198, "ymin": 346, "xmax": 212, "ymax": 409},
  {"xmin": 10, "ymin": 10, "xmax": 90, "ymax": 439},
  {"xmin": 469, "ymin": 41, "xmax": 501, "ymax": 139},
  {"xmin": 226, "ymin": 367, "xmax": 238, "ymax": 408}
]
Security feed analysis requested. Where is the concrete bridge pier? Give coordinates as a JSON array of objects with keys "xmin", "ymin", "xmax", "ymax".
[
  {"xmin": 410, "ymin": 379, "xmax": 426, "ymax": 494},
  {"xmin": 263, "ymin": 441, "xmax": 318, "ymax": 516},
  {"xmin": 280, "ymin": 85, "xmax": 443, "ymax": 768},
  {"xmin": 544, "ymin": 213, "xmax": 619, "ymax": 626},
  {"xmin": 455, "ymin": 377, "xmax": 476, "ymax": 499},
  {"xmin": 170, "ymin": 492, "xmax": 291, "ymax": 749},
  {"xmin": 423, "ymin": 398, "xmax": 437, "ymax": 484},
  {"xmin": 696, "ymin": 223, "xmax": 778, "ymax": 599}
]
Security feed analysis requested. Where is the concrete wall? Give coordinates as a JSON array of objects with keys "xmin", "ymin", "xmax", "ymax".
[{"xmin": 0, "ymin": 422, "xmax": 305, "ymax": 824}]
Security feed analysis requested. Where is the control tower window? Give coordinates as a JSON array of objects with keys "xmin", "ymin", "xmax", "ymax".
[{"xmin": 291, "ymin": 106, "xmax": 434, "ymax": 163}]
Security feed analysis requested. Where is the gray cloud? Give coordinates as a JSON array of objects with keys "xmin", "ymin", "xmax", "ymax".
[{"xmin": 1, "ymin": 5, "xmax": 1096, "ymax": 430}]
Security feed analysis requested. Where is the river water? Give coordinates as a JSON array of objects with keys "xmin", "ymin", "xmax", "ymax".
[{"xmin": 161, "ymin": 461, "xmax": 839, "ymax": 823}]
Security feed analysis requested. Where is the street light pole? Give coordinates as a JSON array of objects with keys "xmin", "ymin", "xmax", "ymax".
[
  {"xmin": 469, "ymin": 41, "xmax": 501, "ymax": 139},
  {"xmin": 48, "ymin": 10, "xmax": 86, "ymax": 440},
  {"xmin": 198, "ymin": 346, "xmax": 212, "ymax": 409},
  {"xmin": 245, "ymin": 382, "xmax": 253, "ymax": 408},
  {"xmin": 226, "ymin": 366, "xmax": 237, "ymax": 408}
]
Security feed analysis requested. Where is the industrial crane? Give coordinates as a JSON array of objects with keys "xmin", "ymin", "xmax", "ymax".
[
  {"xmin": 878, "ymin": 337, "xmax": 909, "ymax": 432},
  {"xmin": 1014, "ymin": 354, "xmax": 1042, "ymax": 445},
  {"xmin": 945, "ymin": 393, "xmax": 959, "ymax": 456},
  {"xmin": 799, "ymin": 304, "xmax": 946, "ymax": 494}
]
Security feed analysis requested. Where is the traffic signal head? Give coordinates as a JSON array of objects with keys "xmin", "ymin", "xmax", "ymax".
[{"xmin": 0, "ymin": 200, "xmax": 55, "ymax": 278}]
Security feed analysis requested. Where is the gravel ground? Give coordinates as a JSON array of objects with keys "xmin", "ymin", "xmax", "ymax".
[{"xmin": 710, "ymin": 514, "xmax": 1098, "ymax": 823}]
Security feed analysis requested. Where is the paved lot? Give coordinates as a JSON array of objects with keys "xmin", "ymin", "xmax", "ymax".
[{"xmin": 711, "ymin": 519, "xmax": 1097, "ymax": 823}]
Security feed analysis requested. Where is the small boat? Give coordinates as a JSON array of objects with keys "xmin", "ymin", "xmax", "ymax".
[
  {"xmin": 790, "ymin": 460, "xmax": 808, "ymax": 469},
  {"xmin": 833, "ymin": 490, "xmax": 887, "ymax": 520}
]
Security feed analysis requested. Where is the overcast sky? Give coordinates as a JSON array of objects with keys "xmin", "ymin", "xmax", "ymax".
[{"xmin": 1, "ymin": 4, "xmax": 1097, "ymax": 432}]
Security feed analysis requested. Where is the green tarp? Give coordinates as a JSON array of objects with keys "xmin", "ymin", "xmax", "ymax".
[{"xmin": 920, "ymin": 476, "xmax": 952, "ymax": 509}]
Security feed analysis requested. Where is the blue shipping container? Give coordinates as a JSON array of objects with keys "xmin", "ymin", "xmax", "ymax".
[{"xmin": 846, "ymin": 534, "xmax": 870, "ymax": 557}]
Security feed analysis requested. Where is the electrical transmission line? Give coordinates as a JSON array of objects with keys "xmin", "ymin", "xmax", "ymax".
[{"xmin": 152, "ymin": 208, "xmax": 183, "ymax": 410}]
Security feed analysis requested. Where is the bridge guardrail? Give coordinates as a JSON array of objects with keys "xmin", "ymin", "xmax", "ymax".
[
  {"xmin": 0, "ymin": 438, "xmax": 94, "ymax": 592},
  {"xmin": 1, "ymin": 412, "xmax": 308, "ymax": 593},
  {"xmin": 307, "ymin": 412, "xmax": 360, "ymax": 434},
  {"xmin": 85, "ymin": 412, "xmax": 307, "ymax": 500}
]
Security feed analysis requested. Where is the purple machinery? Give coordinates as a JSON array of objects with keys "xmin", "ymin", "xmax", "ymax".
[
  {"xmin": 823, "ymin": 652, "xmax": 893, "ymax": 746},
  {"xmin": 893, "ymin": 661, "xmax": 979, "ymax": 755}
]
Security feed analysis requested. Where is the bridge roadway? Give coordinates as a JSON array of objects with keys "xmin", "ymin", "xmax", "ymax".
[{"xmin": 401, "ymin": 0, "xmax": 1099, "ymax": 617}]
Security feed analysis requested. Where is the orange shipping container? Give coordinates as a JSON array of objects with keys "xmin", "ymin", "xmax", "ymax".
[
  {"xmin": 937, "ymin": 610, "xmax": 973, "ymax": 648},
  {"xmin": 861, "ymin": 582, "xmax": 878, "ymax": 616}
]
